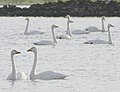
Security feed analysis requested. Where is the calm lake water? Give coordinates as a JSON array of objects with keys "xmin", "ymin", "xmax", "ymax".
[{"xmin": 0, "ymin": 17, "xmax": 120, "ymax": 92}]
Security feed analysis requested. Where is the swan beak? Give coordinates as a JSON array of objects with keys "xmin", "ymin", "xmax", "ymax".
[
  {"xmin": 70, "ymin": 20, "xmax": 74, "ymax": 23},
  {"xmin": 55, "ymin": 25, "xmax": 59, "ymax": 28},
  {"xmin": 111, "ymin": 25, "xmax": 114, "ymax": 27},
  {"xmin": 85, "ymin": 29, "xmax": 88, "ymax": 31},
  {"xmin": 25, "ymin": 18, "xmax": 29, "ymax": 20},
  {"xmin": 110, "ymin": 24, "xmax": 114, "ymax": 27},
  {"xmin": 27, "ymin": 48, "xmax": 32, "ymax": 52},
  {"xmin": 16, "ymin": 51, "xmax": 21, "ymax": 54}
]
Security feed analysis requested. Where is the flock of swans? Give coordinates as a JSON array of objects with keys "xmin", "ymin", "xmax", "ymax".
[
  {"xmin": 7, "ymin": 47, "xmax": 67, "ymax": 80},
  {"xmin": 7, "ymin": 15, "xmax": 115, "ymax": 81}
]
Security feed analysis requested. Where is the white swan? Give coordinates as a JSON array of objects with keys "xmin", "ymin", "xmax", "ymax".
[
  {"xmin": 84, "ymin": 24, "xmax": 114, "ymax": 44},
  {"xmin": 85, "ymin": 16, "xmax": 106, "ymax": 32},
  {"xmin": 33, "ymin": 25, "xmax": 58, "ymax": 46},
  {"xmin": 27, "ymin": 47, "xmax": 67, "ymax": 80},
  {"xmin": 24, "ymin": 17, "xmax": 44, "ymax": 35},
  {"xmin": 56, "ymin": 19, "xmax": 73, "ymax": 39},
  {"xmin": 65, "ymin": 15, "xmax": 89, "ymax": 35},
  {"xmin": 7, "ymin": 50, "xmax": 27, "ymax": 80}
]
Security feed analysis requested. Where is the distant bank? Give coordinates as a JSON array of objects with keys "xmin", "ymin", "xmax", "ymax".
[{"xmin": 0, "ymin": 0, "xmax": 120, "ymax": 17}]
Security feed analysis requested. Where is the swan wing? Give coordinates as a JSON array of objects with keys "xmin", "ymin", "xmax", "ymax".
[
  {"xmin": 17, "ymin": 72, "xmax": 27, "ymax": 80},
  {"xmin": 72, "ymin": 30, "xmax": 89, "ymax": 35},
  {"xmin": 84, "ymin": 39, "xmax": 107, "ymax": 44},
  {"xmin": 33, "ymin": 40, "xmax": 55, "ymax": 45},
  {"xmin": 35, "ymin": 71, "xmax": 67, "ymax": 80}
]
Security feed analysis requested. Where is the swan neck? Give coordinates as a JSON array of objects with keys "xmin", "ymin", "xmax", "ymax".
[
  {"xmin": 67, "ymin": 20, "xmax": 70, "ymax": 32},
  {"xmin": 66, "ymin": 20, "xmax": 72, "ymax": 37},
  {"xmin": 11, "ymin": 54, "xmax": 16, "ymax": 78},
  {"xmin": 108, "ymin": 26, "xmax": 112, "ymax": 44},
  {"xmin": 24, "ymin": 20, "xmax": 29, "ymax": 34},
  {"xmin": 102, "ymin": 19, "xmax": 105, "ymax": 32},
  {"xmin": 52, "ymin": 28, "xmax": 57, "ymax": 44},
  {"xmin": 30, "ymin": 50, "xmax": 37, "ymax": 78}
]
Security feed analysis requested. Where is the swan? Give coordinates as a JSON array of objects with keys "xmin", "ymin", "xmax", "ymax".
[
  {"xmin": 27, "ymin": 47, "xmax": 67, "ymax": 80},
  {"xmin": 33, "ymin": 25, "xmax": 58, "ymax": 46},
  {"xmin": 24, "ymin": 17, "xmax": 44, "ymax": 35},
  {"xmin": 84, "ymin": 24, "xmax": 114, "ymax": 44},
  {"xmin": 85, "ymin": 16, "xmax": 106, "ymax": 32},
  {"xmin": 65, "ymin": 15, "xmax": 73, "ymax": 38},
  {"xmin": 7, "ymin": 50, "xmax": 27, "ymax": 81},
  {"xmin": 65, "ymin": 15, "xmax": 89, "ymax": 35},
  {"xmin": 56, "ymin": 19, "xmax": 73, "ymax": 39}
]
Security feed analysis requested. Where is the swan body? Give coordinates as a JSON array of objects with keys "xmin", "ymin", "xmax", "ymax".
[
  {"xmin": 56, "ymin": 17, "xmax": 73, "ymax": 39},
  {"xmin": 7, "ymin": 50, "xmax": 27, "ymax": 80},
  {"xmin": 34, "ymin": 40, "xmax": 56, "ymax": 46},
  {"xmin": 7, "ymin": 72, "xmax": 27, "ymax": 80},
  {"xmin": 85, "ymin": 27, "xmax": 102, "ymax": 32},
  {"xmin": 29, "ymin": 71, "xmax": 67, "ymax": 80},
  {"xmin": 27, "ymin": 47, "xmax": 67, "ymax": 80},
  {"xmin": 33, "ymin": 25, "xmax": 58, "ymax": 46},
  {"xmin": 25, "ymin": 30, "xmax": 44, "ymax": 35},
  {"xmin": 72, "ymin": 29, "xmax": 89, "ymax": 35},
  {"xmin": 56, "ymin": 34, "xmax": 71, "ymax": 39},
  {"xmin": 84, "ymin": 24, "xmax": 114, "ymax": 44},
  {"xmin": 86, "ymin": 16, "xmax": 106, "ymax": 32},
  {"xmin": 84, "ymin": 39, "xmax": 108, "ymax": 44},
  {"xmin": 24, "ymin": 17, "xmax": 44, "ymax": 35}
]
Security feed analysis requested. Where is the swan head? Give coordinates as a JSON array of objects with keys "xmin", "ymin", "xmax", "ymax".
[
  {"xmin": 108, "ymin": 24, "xmax": 114, "ymax": 28},
  {"xmin": 65, "ymin": 15, "xmax": 70, "ymax": 20},
  {"xmin": 27, "ymin": 47, "xmax": 37, "ymax": 53},
  {"xmin": 25, "ymin": 17, "xmax": 29, "ymax": 21},
  {"xmin": 11, "ymin": 50, "xmax": 21, "ymax": 56},
  {"xmin": 102, "ymin": 16, "xmax": 105, "ymax": 21},
  {"xmin": 52, "ymin": 25, "xmax": 59, "ymax": 29}
]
